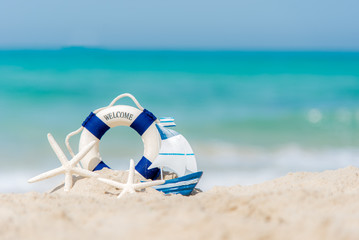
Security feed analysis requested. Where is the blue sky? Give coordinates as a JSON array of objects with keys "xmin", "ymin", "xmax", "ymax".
[{"xmin": 0, "ymin": 0, "xmax": 358, "ymax": 50}]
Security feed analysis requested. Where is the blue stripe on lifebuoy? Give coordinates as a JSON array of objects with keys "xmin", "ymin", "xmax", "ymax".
[
  {"xmin": 82, "ymin": 112, "xmax": 110, "ymax": 140},
  {"xmin": 93, "ymin": 161, "xmax": 111, "ymax": 171},
  {"xmin": 130, "ymin": 109, "xmax": 157, "ymax": 136},
  {"xmin": 135, "ymin": 156, "xmax": 160, "ymax": 180}
]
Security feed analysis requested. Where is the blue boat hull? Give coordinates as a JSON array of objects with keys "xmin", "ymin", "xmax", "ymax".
[{"xmin": 152, "ymin": 171, "xmax": 203, "ymax": 196}]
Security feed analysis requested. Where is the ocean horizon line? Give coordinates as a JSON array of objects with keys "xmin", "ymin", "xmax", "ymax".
[{"xmin": 0, "ymin": 46, "xmax": 359, "ymax": 53}]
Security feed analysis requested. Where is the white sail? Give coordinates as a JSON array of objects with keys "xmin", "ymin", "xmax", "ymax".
[{"xmin": 149, "ymin": 125, "xmax": 198, "ymax": 177}]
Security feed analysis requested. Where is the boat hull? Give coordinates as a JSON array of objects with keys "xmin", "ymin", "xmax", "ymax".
[{"xmin": 152, "ymin": 171, "xmax": 203, "ymax": 196}]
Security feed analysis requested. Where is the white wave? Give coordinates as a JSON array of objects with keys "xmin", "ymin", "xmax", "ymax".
[{"xmin": 194, "ymin": 143, "xmax": 359, "ymax": 191}]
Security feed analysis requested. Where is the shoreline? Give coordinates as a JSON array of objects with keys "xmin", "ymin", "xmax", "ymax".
[{"xmin": 1, "ymin": 167, "xmax": 359, "ymax": 239}]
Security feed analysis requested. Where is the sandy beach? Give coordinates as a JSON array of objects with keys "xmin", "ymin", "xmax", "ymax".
[
  {"xmin": 1, "ymin": 167, "xmax": 359, "ymax": 240},
  {"xmin": 1, "ymin": 0, "xmax": 358, "ymax": 238}
]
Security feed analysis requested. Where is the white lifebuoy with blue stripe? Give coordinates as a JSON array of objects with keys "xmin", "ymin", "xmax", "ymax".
[{"xmin": 78, "ymin": 105, "xmax": 161, "ymax": 180}]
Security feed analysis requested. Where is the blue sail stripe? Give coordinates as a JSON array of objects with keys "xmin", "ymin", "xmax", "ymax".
[{"xmin": 155, "ymin": 124, "xmax": 179, "ymax": 140}]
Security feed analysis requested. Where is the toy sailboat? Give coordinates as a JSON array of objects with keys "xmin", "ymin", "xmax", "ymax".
[{"xmin": 149, "ymin": 118, "xmax": 203, "ymax": 196}]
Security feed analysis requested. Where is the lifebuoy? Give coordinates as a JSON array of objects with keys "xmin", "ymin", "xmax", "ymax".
[{"xmin": 66, "ymin": 94, "xmax": 162, "ymax": 180}]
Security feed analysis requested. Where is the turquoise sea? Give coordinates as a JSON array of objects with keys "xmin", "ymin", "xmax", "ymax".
[{"xmin": 0, "ymin": 48, "xmax": 358, "ymax": 192}]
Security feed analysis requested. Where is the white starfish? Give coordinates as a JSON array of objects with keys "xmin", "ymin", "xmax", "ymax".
[
  {"xmin": 28, "ymin": 133, "xmax": 99, "ymax": 192},
  {"xmin": 98, "ymin": 159, "xmax": 165, "ymax": 199}
]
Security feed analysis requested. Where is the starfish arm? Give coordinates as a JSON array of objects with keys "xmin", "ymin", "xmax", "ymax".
[
  {"xmin": 70, "ymin": 141, "xmax": 97, "ymax": 167},
  {"xmin": 47, "ymin": 133, "xmax": 68, "ymax": 166},
  {"xmin": 28, "ymin": 167, "xmax": 64, "ymax": 183},
  {"xmin": 127, "ymin": 159, "xmax": 135, "ymax": 184},
  {"xmin": 64, "ymin": 172, "xmax": 73, "ymax": 192},
  {"xmin": 127, "ymin": 187, "xmax": 136, "ymax": 194},
  {"xmin": 133, "ymin": 180, "xmax": 165, "ymax": 190},
  {"xmin": 97, "ymin": 178, "xmax": 126, "ymax": 189},
  {"xmin": 72, "ymin": 168, "xmax": 99, "ymax": 178},
  {"xmin": 117, "ymin": 188, "xmax": 129, "ymax": 199}
]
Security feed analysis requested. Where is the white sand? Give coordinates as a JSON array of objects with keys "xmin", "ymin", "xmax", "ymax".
[{"xmin": 1, "ymin": 167, "xmax": 359, "ymax": 240}]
